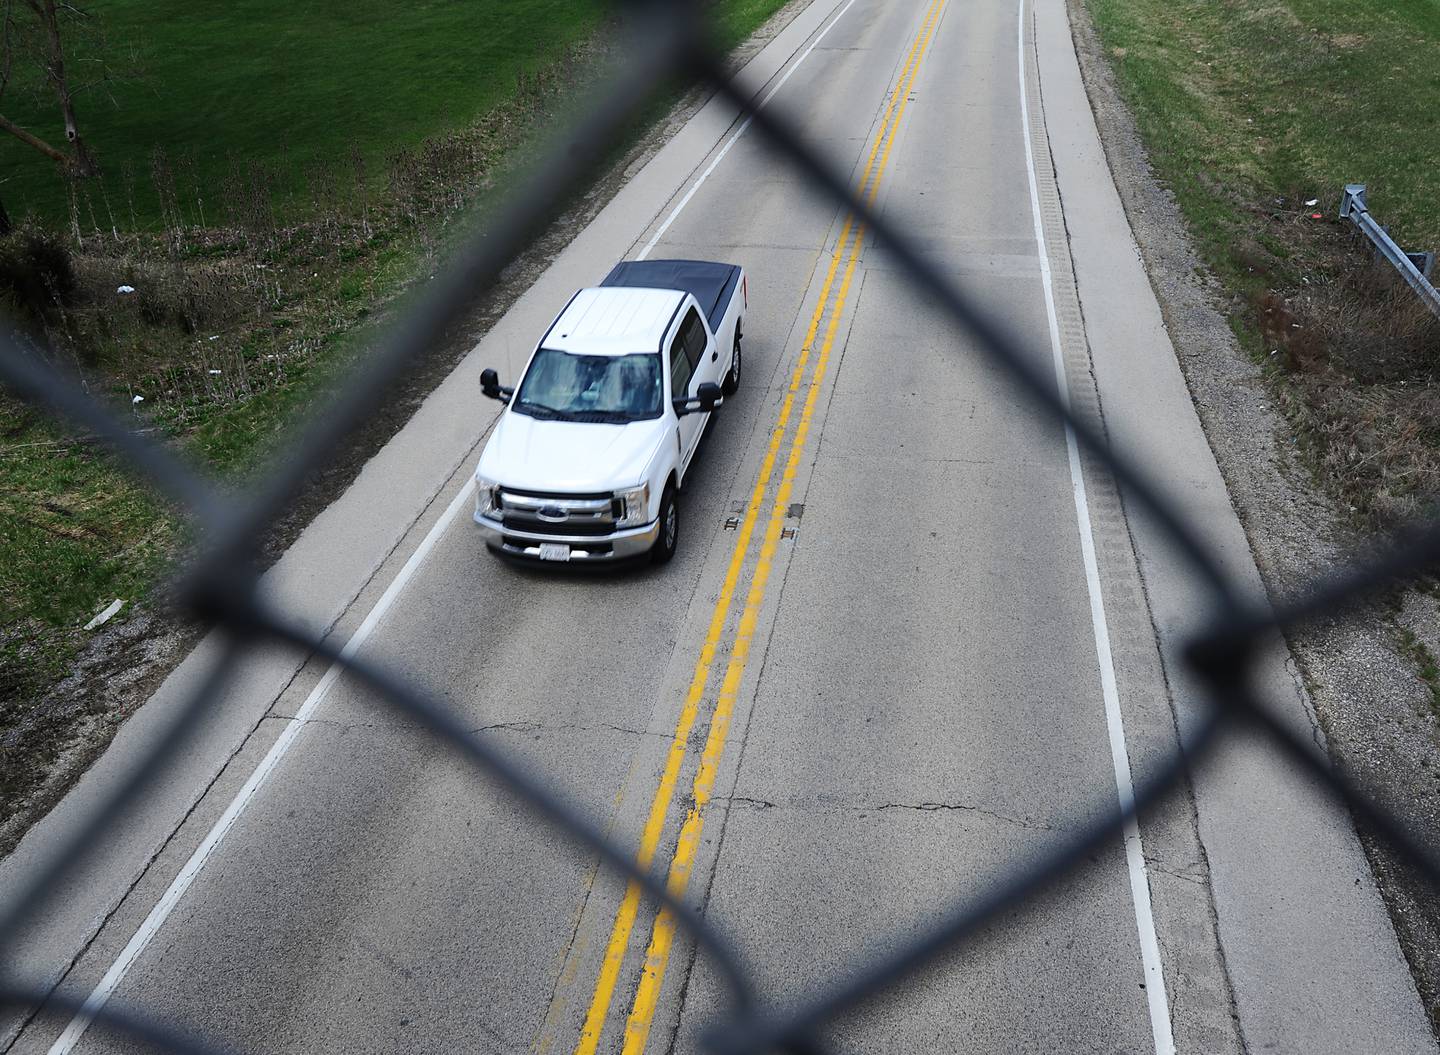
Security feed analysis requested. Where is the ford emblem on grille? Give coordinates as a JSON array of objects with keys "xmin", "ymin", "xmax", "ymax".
[{"xmin": 536, "ymin": 506, "xmax": 568, "ymax": 522}]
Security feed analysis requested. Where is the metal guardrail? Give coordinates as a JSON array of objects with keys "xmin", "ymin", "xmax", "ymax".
[
  {"xmin": 4, "ymin": 2, "xmax": 1440, "ymax": 1053},
  {"xmin": 1340, "ymin": 184, "xmax": 1440, "ymax": 318}
]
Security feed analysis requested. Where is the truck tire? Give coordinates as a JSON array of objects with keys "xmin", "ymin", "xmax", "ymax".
[
  {"xmin": 723, "ymin": 333, "xmax": 742, "ymax": 395},
  {"xmin": 652, "ymin": 484, "xmax": 679, "ymax": 564}
]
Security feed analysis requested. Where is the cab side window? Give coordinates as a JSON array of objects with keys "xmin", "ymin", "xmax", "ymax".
[
  {"xmin": 679, "ymin": 309, "xmax": 708, "ymax": 369},
  {"xmin": 670, "ymin": 321, "xmax": 694, "ymax": 399}
]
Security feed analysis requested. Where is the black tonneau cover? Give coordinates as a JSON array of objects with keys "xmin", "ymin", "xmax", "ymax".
[{"xmin": 600, "ymin": 259, "xmax": 741, "ymax": 335}]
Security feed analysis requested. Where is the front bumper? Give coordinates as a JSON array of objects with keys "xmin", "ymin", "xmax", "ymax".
[{"xmin": 473, "ymin": 510, "xmax": 659, "ymax": 561}]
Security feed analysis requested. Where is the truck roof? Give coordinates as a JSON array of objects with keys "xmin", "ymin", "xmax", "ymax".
[
  {"xmin": 541, "ymin": 286, "xmax": 686, "ymax": 356},
  {"xmin": 601, "ymin": 259, "xmax": 741, "ymax": 335}
]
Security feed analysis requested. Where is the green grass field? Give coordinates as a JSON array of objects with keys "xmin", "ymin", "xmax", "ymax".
[
  {"xmin": 1087, "ymin": 0, "xmax": 1440, "ymax": 286},
  {"xmin": 1, "ymin": 0, "xmax": 608, "ymax": 226},
  {"xmin": 1088, "ymin": 0, "xmax": 1440, "ymax": 527}
]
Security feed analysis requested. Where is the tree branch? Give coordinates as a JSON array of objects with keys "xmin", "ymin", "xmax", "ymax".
[
  {"xmin": 35, "ymin": 0, "xmax": 94, "ymax": 173},
  {"xmin": 0, "ymin": 109, "xmax": 69, "ymax": 164},
  {"xmin": 1, "ymin": 0, "xmax": 15, "ymax": 100}
]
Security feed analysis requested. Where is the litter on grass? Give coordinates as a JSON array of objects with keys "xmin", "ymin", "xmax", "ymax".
[{"xmin": 84, "ymin": 599, "xmax": 125, "ymax": 631}]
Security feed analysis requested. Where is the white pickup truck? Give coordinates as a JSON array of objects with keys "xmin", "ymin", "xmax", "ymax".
[{"xmin": 473, "ymin": 258, "xmax": 747, "ymax": 564}]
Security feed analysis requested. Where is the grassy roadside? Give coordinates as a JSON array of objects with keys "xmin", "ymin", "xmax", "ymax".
[
  {"xmin": 0, "ymin": 0, "xmax": 607, "ymax": 227},
  {"xmin": 1086, "ymin": 0, "xmax": 1440, "ymax": 525},
  {"xmin": 0, "ymin": 0, "xmax": 796, "ymax": 838},
  {"xmin": 1, "ymin": 44, "xmax": 600, "ymax": 754}
]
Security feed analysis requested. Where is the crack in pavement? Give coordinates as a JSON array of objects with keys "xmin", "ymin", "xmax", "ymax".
[
  {"xmin": 472, "ymin": 719, "xmax": 666, "ymax": 741},
  {"xmin": 283, "ymin": 715, "xmax": 385, "ymax": 730},
  {"xmin": 875, "ymin": 801, "xmax": 1062, "ymax": 832},
  {"xmin": 269, "ymin": 716, "xmax": 668, "ymax": 742},
  {"xmin": 711, "ymin": 796, "xmax": 778, "ymax": 811},
  {"xmin": 1142, "ymin": 855, "xmax": 1209, "ymax": 886},
  {"xmin": 701, "ymin": 796, "xmax": 1067, "ymax": 833}
]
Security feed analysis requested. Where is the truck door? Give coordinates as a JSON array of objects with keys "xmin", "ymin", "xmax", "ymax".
[{"xmin": 670, "ymin": 306, "xmax": 708, "ymax": 472}]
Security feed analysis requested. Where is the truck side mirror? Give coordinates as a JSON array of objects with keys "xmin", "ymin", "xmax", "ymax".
[
  {"xmin": 674, "ymin": 381, "xmax": 723, "ymax": 417},
  {"xmin": 480, "ymin": 368, "xmax": 513, "ymax": 404}
]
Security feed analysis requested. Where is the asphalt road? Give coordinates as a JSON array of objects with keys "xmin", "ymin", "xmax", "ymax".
[{"xmin": 4, "ymin": 1, "xmax": 1434, "ymax": 1053}]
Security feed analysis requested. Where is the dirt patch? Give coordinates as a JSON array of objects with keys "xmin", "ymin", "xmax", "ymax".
[
  {"xmin": 0, "ymin": 611, "xmax": 202, "ymax": 858},
  {"xmin": 0, "ymin": 0, "xmax": 819, "ymax": 861},
  {"xmin": 1069, "ymin": 0, "xmax": 1440, "ymax": 1036}
]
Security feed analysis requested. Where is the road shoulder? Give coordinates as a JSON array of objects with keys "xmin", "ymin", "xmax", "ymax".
[{"xmin": 1036, "ymin": 0, "xmax": 1435, "ymax": 1049}]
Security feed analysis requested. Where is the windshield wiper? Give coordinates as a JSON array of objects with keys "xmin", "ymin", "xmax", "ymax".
[{"xmin": 516, "ymin": 401, "xmax": 577, "ymax": 421}]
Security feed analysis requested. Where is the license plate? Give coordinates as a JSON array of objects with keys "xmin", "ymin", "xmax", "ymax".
[{"xmin": 538, "ymin": 543, "xmax": 572, "ymax": 562}]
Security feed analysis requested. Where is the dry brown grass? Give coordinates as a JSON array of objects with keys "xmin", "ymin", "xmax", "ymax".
[{"xmin": 1260, "ymin": 253, "xmax": 1440, "ymax": 525}]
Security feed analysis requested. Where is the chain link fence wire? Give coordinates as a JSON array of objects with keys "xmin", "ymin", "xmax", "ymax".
[{"xmin": 3, "ymin": 0, "xmax": 1439, "ymax": 1051}]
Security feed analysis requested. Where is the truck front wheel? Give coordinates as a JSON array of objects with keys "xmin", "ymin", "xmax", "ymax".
[{"xmin": 652, "ymin": 484, "xmax": 678, "ymax": 564}]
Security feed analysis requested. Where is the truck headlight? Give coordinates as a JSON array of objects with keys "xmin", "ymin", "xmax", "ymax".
[
  {"xmin": 616, "ymin": 483, "xmax": 649, "ymax": 527},
  {"xmin": 475, "ymin": 475, "xmax": 501, "ymax": 519}
]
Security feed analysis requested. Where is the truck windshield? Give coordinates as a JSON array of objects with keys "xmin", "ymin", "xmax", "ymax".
[{"xmin": 513, "ymin": 349, "xmax": 663, "ymax": 423}]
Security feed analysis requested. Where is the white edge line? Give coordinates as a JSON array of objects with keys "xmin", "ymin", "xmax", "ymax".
[
  {"xmin": 1016, "ymin": 2, "xmax": 1175, "ymax": 1053},
  {"xmin": 637, "ymin": 0, "xmax": 862, "ymax": 260},
  {"xmin": 46, "ymin": 4, "xmax": 868, "ymax": 1047},
  {"xmin": 48, "ymin": 479, "xmax": 477, "ymax": 1054}
]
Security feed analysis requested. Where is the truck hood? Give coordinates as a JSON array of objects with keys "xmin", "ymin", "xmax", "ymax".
[{"xmin": 476, "ymin": 411, "xmax": 667, "ymax": 493}]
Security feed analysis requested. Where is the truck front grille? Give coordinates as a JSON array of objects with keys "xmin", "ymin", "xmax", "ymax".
[
  {"xmin": 501, "ymin": 513, "xmax": 615, "ymax": 537},
  {"xmin": 496, "ymin": 489, "xmax": 617, "ymax": 538}
]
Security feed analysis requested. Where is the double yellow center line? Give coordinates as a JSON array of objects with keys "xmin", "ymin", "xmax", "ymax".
[{"xmin": 572, "ymin": 5, "xmax": 947, "ymax": 1052}]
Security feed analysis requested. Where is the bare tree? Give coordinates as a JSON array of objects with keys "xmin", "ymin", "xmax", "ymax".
[{"xmin": 1, "ymin": 0, "xmax": 100, "ymax": 177}]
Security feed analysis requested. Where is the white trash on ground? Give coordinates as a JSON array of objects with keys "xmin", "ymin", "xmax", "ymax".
[{"xmin": 84, "ymin": 599, "xmax": 125, "ymax": 631}]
